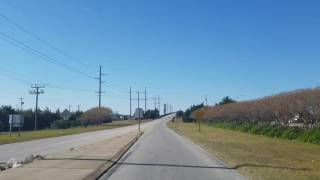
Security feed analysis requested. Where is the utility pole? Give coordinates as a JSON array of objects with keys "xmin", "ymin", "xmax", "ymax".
[
  {"xmin": 77, "ymin": 104, "xmax": 80, "ymax": 112},
  {"xmin": 153, "ymin": 96, "xmax": 157, "ymax": 110},
  {"xmin": 68, "ymin": 105, "xmax": 71, "ymax": 112},
  {"xmin": 143, "ymin": 88, "xmax": 147, "ymax": 112},
  {"xmin": 96, "ymin": 65, "xmax": 105, "ymax": 108},
  {"xmin": 29, "ymin": 84, "xmax": 45, "ymax": 130},
  {"xmin": 19, "ymin": 97, "xmax": 24, "ymax": 112},
  {"xmin": 157, "ymin": 96, "xmax": 161, "ymax": 115},
  {"xmin": 205, "ymin": 95, "xmax": 208, "ymax": 106},
  {"xmin": 137, "ymin": 91, "xmax": 141, "ymax": 132},
  {"xmin": 129, "ymin": 87, "xmax": 132, "ymax": 118},
  {"xmin": 18, "ymin": 98, "xmax": 24, "ymax": 136}
]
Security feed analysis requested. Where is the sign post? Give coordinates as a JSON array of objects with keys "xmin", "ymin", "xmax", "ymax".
[
  {"xmin": 195, "ymin": 110, "xmax": 205, "ymax": 133},
  {"xmin": 9, "ymin": 114, "xmax": 24, "ymax": 136}
]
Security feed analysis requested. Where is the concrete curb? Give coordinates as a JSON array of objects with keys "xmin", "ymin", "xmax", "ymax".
[{"xmin": 83, "ymin": 132, "xmax": 143, "ymax": 180}]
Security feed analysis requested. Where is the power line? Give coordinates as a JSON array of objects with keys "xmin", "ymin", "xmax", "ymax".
[
  {"xmin": 104, "ymin": 83, "xmax": 128, "ymax": 94},
  {"xmin": 0, "ymin": 67, "xmax": 95, "ymax": 92},
  {"xmin": 0, "ymin": 67, "xmax": 35, "ymax": 83},
  {"xmin": 0, "ymin": 12, "xmax": 97, "ymax": 71},
  {"xmin": 46, "ymin": 84, "xmax": 93, "ymax": 92},
  {"xmin": 0, "ymin": 31, "xmax": 95, "ymax": 79},
  {"xmin": 0, "ymin": 32, "xmax": 129, "ymax": 100}
]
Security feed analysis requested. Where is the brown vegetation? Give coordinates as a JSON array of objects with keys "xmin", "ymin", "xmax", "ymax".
[
  {"xmin": 80, "ymin": 107, "xmax": 113, "ymax": 124},
  {"xmin": 198, "ymin": 88, "xmax": 320, "ymax": 127}
]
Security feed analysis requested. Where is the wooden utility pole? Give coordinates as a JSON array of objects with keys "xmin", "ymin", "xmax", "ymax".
[
  {"xmin": 96, "ymin": 65, "xmax": 105, "ymax": 108},
  {"xmin": 137, "ymin": 91, "xmax": 141, "ymax": 132},
  {"xmin": 144, "ymin": 88, "xmax": 147, "ymax": 112},
  {"xmin": 129, "ymin": 87, "xmax": 132, "ymax": 118},
  {"xmin": 29, "ymin": 84, "xmax": 45, "ymax": 130}
]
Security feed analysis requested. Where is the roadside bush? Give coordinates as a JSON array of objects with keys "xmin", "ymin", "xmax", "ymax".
[
  {"xmin": 249, "ymin": 123, "xmax": 266, "ymax": 135},
  {"xmin": 298, "ymin": 128, "xmax": 320, "ymax": 144},
  {"xmin": 281, "ymin": 127, "xmax": 304, "ymax": 140},
  {"xmin": 237, "ymin": 122, "xmax": 253, "ymax": 132},
  {"xmin": 265, "ymin": 126, "xmax": 287, "ymax": 138},
  {"xmin": 257, "ymin": 124, "xmax": 274, "ymax": 135},
  {"xmin": 51, "ymin": 120, "xmax": 70, "ymax": 129},
  {"xmin": 207, "ymin": 122, "xmax": 320, "ymax": 145},
  {"xmin": 176, "ymin": 111, "xmax": 184, "ymax": 118},
  {"xmin": 51, "ymin": 120, "xmax": 84, "ymax": 129},
  {"xmin": 80, "ymin": 107, "xmax": 113, "ymax": 124}
]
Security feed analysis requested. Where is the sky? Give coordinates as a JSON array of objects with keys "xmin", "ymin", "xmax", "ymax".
[{"xmin": 0, "ymin": 0, "xmax": 320, "ymax": 114}]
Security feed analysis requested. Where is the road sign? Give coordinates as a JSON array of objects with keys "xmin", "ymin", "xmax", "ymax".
[
  {"xmin": 9, "ymin": 114, "xmax": 24, "ymax": 128},
  {"xmin": 195, "ymin": 110, "xmax": 205, "ymax": 120}
]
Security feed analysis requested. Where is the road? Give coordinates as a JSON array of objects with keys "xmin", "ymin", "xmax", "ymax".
[
  {"xmin": 0, "ymin": 120, "xmax": 161, "ymax": 162},
  {"xmin": 101, "ymin": 115, "xmax": 245, "ymax": 180}
]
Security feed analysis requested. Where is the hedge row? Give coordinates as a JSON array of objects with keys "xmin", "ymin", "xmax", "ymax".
[
  {"xmin": 208, "ymin": 122, "xmax": 320, "ymax": 145},
  {"xmin": 50, "ymin": 119, "xmax": 96, "ymax": 129},
  {"xmin": 200, "ymin": 88, "xmax": 320, "ymax": 127}
]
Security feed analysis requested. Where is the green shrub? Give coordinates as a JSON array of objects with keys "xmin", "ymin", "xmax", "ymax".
[
  {"xmin": 207, "ymin": 121, "xmax": 320, "ymax": 145},
  {"xmin": 281, "ymin": 127, "xmax": 303, "ymax": 140},
  {"xmin": 51, "ymin": 120, "xmax": 86, "ymax": 129},
  {"xmin": 236, "ymin": 122, "xmax": 252, "ymax": 132},
  {"xmin": 249, "ymin": 123, "xmax": 265, "ymax": 135},
  {"xmin": 264, "ymin": 126, "xmax": 285, "ymax": 138},
  {"xmin": 259, "ymin": 124, "xmax": 274, "ymax": 135},
  {"xmin": 309, "ymin": 129, "xmax": 320, "ymax": 144},
  {"xmin": 51, "ymin": 120, "xmax": 70, "ymax": 129},
  {"xmin": 298, "ymin": 128, "xmax": 320, "ymax": 144}
]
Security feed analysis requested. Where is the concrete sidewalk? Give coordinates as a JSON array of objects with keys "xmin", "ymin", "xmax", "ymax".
[{"xmin": 0, "ymin": 131, "xmax": 140, "ymax": 180}]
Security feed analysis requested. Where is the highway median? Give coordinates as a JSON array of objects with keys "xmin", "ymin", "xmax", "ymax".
[{"xmin": 0, "ymin": 131, "xmax": 143, "ymax": 180}]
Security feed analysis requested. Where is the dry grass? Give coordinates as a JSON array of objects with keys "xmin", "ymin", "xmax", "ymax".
[{"xmin": 169, "ymin": 121, "xmax": 320, "ymax": 180}]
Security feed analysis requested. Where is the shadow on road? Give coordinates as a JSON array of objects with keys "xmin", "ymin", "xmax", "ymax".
[{"xmin": 44, "ymin": 158, "xmax": 310, "ymax": 171}]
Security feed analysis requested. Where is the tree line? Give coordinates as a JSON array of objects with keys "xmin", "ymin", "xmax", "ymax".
[
  {"xmin": 0, "ymin": 106, "xmax": 115, "ymax": 132},
  {"xmin": 197, "ymin": 88, "xmax": 320, "ymax": 128}
]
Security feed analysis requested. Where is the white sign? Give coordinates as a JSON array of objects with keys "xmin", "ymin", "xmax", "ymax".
[
  {"xmin": 9, "ymin": 114, "xmax": 24, "ymax": 128},
  {"xmin": 135, "ymin": 108, "xmax": 144, "ymax": 119}
]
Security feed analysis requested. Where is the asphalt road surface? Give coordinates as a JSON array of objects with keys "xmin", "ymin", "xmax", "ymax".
[
  {"xmin": 101, "ymin": 115, "xmax": 245, "ymax": 180},
  {"xmin": 0, "ymin": 120, "xmax": 161, "ymax": 162}
]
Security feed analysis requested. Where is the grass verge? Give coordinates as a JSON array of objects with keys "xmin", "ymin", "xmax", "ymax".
[
  {"xmin": 168, "ymin": 121, "xmax": 320, "ymax": 180},
  {"xmin": 0, "ymin": 120, "xmax": 140, "ymax": 145}
]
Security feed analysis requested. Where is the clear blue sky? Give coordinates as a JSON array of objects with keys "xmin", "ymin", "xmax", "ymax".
[{"xmin": 1, "ymin": 0, "xmax": 320, "ymax": 114}]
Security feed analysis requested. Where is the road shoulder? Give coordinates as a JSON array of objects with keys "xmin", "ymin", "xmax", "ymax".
[{"xmin": 0, "ymin": 131, "xmax": 142, "ymax": 180}]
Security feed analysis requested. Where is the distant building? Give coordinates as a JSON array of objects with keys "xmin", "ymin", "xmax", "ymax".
[
  {"xmin": 111, "ymin": 114, "xmax": 126, "ymax": 121},
  {"xmin": 61, "ymin": 109, "xmax": 72, "ymax": 121},
  {"xmin": 134, "ymin": 108, "xmax": 144, "ymax": 119},
  {"xmin": 288, "ymin": 113, "xmax": 304, "ymax": 127}
]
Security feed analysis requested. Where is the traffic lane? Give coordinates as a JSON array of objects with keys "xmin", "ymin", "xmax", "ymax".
[{"xmin": 102, "ymin": 118, "xmax": 245, "ymax": 180}]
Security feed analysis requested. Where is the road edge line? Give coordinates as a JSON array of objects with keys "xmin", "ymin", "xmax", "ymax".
[
  {"xmin": 167, "ymin": 124, "xmax": 246, "ymax": 179},
  {"xmin": 83, "ymin": 132, "xmax": 144, "ymax": 180}
]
